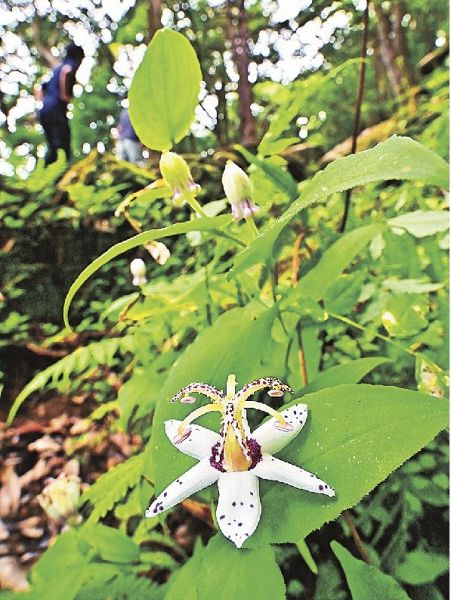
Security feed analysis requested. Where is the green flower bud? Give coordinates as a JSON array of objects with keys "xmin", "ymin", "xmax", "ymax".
[{"xmin": 159, "ymin": 152, "xmax": 200, "ymax": 206}]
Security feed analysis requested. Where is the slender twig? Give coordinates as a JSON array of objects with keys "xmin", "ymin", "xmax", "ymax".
[
  {"xmin": 339, "ymin": 2, "xmax": 370, "ymax": 233},
  {"xmin": 328, "ymin": 311, "xmax": 417, "ymax": 359},
  {"xmin": 343, "ymin": 509, "xmax": 371, "ymax": 564}
]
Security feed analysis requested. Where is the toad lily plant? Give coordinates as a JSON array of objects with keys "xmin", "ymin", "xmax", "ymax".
[{"xmin": 146, "ymin": 375, "xmax": 335, "ymax": 548}]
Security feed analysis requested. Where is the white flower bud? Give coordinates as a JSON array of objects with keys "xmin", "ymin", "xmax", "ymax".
[
  {"xmin": 222, "ymin": 161, "xmax": 260, "ymax": 220},
  {"xmin": 146, "ymin": 241, "xmax": 170, "ymax": 265},
  {"xmin": 159, "ymin": 152, "xmax": 200, "ymax": 206},
  {"xmin": 130, "ymin": 258, "xmax": 147, "ymax": 286},
  {"xmin": 37, "ymin": 474, "xmax": 80, "ymax": 524}
]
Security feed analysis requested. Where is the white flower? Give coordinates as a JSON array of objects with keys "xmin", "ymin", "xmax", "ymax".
[
  {"xmin": 146, "ymin": 374, "xmax": 335, "ymax": 548},
  {"xmin": 222, "ymin": 161, "xmax": 260, "ymax": 220},
  {"xmin": 130, "ymin": 258, "xmax": 147, "ymax": 286}
]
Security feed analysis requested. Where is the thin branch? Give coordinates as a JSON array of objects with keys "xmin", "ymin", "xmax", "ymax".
[
  {"xmin": 343, "ymin": 509, "xmax": 371, "ymax": 564},
  {"xmin": 339, "ymin": 2, "xmax": 370, "ymax": 233}
]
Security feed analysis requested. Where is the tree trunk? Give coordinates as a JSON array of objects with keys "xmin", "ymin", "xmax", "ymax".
[
  {"xmin": 372, "ymin": 2, "xmax": 403, "ymax": 97},
  {"xmin": 392, "ymin": 1, "xmax": 416, "ymax": 87},
  {"xmin": 225, "ymin": 0, "xmax": 256, "ymax": 146},
  {"xmin": 147, "ymin": 0, "xmax": 162, "ymax": 43}
]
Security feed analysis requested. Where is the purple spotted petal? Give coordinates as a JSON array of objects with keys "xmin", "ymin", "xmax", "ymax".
[
  {"xmin": 252, "ymin": 454, "xmax": 335, "ymax": 497},
  {"xmin": 146, "ymin": 457, "xmax": 219, "ymax": 517},
  {"xmin": 216, "ymin": 471, "xmax": 261, "ymax": 549},
  {"xmin": 165, "ymin": 420, "xmax": 220, "ymax": 460},
  {"xmin": 253, "ymin": 403, "xmax": 308, "ymax": 455}
]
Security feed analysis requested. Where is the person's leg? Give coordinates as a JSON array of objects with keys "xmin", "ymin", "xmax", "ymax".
[{"xmin": 40, "ymin": 112, "xmax": 58, "ymax": 166}]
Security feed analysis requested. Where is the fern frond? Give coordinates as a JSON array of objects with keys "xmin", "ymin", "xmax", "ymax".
[
  {"xmin": 7, "ymin": 335, "xmax": 136, "ymax": 424},
  {"xmin": 80, "ymin": 452, "xmax": 146, "ymax": 523}
]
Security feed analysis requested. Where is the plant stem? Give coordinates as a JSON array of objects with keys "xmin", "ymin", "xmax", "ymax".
[
  {"xmin": 339, "ymin": 1, "xmax": 370, "ymax": 233},
  {"xmin": 185, "ymin": 191, "xmax": 208, "ymax": 217},
  {"xmin": 328, "ymin": 311, "xmax": 417, "ymax": 358},
  {"xmin": 343, "ymin": 509, "xmax": 371, "ymax": 565},
  {"xmin": 296, "ymin": 322, "xmax": 309, "ymax": 387}
]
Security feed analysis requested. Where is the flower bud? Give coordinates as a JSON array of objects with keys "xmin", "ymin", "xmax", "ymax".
[
  {"xmin": 159, "ymin": 152, "xmax": 200, "ymax": 206},
  {"xmin": 130, "ymin": 258, "xmax": 147, "ymax": 286},
  {"xmin": 221, "ymin": 161, "xmax": 259, "ymax": 220},
  {"xmin": 146, "ymin": 241, "xmax": 170, "ymax": 265},
  {"xmin": 37, "ymin": 474, "xmax": 81, "ymax": 524}
]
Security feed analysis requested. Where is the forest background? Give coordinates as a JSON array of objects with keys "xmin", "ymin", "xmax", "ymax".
[{"xmin": 0, "ymin": 1, "xmax": 449, "ymax": 599}]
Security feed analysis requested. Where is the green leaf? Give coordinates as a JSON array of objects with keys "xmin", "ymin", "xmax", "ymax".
[
  {"xmin": 167, "ymin": 535, "xmax": 285, "ymax": 600},
  {"xmin": 236, "ymin": 145, "xmax": 298, "ymax": 200},
  {"xmin": 395, "ymin": 550, "xmax": 449, "ymax": 585},
  {"xmin": 7, "ymin": 336, "xmax": 136, "ymax": 424},
  {"xmin": 294, "ymin": 223, "xmax": 385, "ymax": 303},
  {"xmin": 388, "ymin": 210, "xmax": 449, "ymax": 238},
  {"xmin": 248, "ymin": 384, "xmax": 447, "ymax": 545},
  {"xmin": 129, "ymin": 29, "xmax": 202, "ymax": 151},
  {"xmin": 30, "ymin": 530, "xmax": 91, "ymax": 600},
  {"xmin": 331, "ymin": 541, "xmax": 411, "ymax": 600},
  {"xmin": 300, "ymin": 357, "xmax": 390, "ymax": 395},
  {"xmin": 63, "ymin": 215, "xmax": 231, "ymax": 329},
  {"xmin": 80, "ymin": 453, "xmax": 145, "ymax": 523},
  {"xmin": 233, "ymin": 136, "xmax": 449, "ymax": 272},
  {"xmin": 381, "ymin": 294, "xmax": 429, "ymax": 338},
  {"xmin": 296, "ymin": 538, "xmax": 318, "ymax": 574},
  {"xmin": 150, "ymin": 302, "xmax": 277, "ymax": 490},
  {"xmin": 79, "ymin": 524, "xmax": 140, "ymax": 564}
]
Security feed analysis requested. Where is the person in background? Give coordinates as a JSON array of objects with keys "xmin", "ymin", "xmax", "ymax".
[
  {"xmin": 117, "ymin": 108, "xmax": 143, "ymax": 164},
  {"xmin": 38, "ymin": 43, "xmax": 85, "ymax": 165}
]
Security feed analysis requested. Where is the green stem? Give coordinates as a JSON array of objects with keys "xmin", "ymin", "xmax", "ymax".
[
  {"xmin": 184, "ymin": 190, "xmax": 207, "ymax": 217},
  {"xmin": 245, "ymin": 215, "xmax": 259, "ymax": 240},
  {"xmin": 328, "ymin": 311, "xmax": 417, "ymax": 358}
]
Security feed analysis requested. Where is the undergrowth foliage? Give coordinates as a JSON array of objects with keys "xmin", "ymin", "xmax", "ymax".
[{"xmin": 4, "ymin": 28, "xmax": 448, "ymax": 600}]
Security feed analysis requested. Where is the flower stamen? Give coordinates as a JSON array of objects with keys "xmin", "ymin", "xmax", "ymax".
[{"xmin": 176, "ymin": 403, "xmax": 223, "ymax": 442}]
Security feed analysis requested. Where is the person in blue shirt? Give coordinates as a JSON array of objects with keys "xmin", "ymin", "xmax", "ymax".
[
  {"xmin": 38, "ymin": 43, "xmax": 85, "ymax": 165},
  {"xmin": 117, "ymin": 108, "xmax": 143, "ymax": 164}
]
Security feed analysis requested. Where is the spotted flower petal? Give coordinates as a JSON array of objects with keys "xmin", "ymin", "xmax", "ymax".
[
  {"xmin": 253, "ymin": 454, "xmax": 335, "ymax": 497},
  {"xmin": 146, "ymin": 458, "xmax": 220, "ymax": 517},
  {"xmin": 216, "ymin": 471, "xmax": 261, "ymax": 549},
  {"xmin": 165, "ymin": 419, "xmax": 220, "ymax": 460},
  {"xmin": 253, "ymin": 404, "xmax": 308, "ymax": 455}
]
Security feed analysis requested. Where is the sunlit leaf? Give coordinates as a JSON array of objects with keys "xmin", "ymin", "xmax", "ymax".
[
  {"xmin": 129, "ymin": 29, "xmax": 202, "ymax": 151},
  {"xmin": 233, "ymin": 136, "xmax": 449, "ymax": 272},
  {"xmin": 248, "ymin": 384, "xmax": 447, "ymax": 545}
]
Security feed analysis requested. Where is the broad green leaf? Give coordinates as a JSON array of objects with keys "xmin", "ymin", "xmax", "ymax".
[
  {"xmin": 233, "ymin": 136, "xmax": 449, "ymax": 272},
  {"xmin": 395, "ymin": 550, "xmax": 449, "ymax": 585},
  {"xmin": 331, "ymin": 541, "xmax": 410, "ymax": 600},
  {"xmin": 149, "ymin": 302, "xmax": 277, "ymax": 490},
  {"xmin": 129, "ymin": 29, "xmax": 202, "ymax": 151},
  {"xmin": 30, "ymin": 530, "xmax": 91, "ymax": 600},
  {"xmin": 63, "ymin": 215, "xmax": 231, "ymax": 328},
  {"xmin": 388, "ymin": 210, "xmax": 449, "ymax": 238},
  {"xmin": 300, "ymin": 357, "xmax": 390, "ymax": 395},
  {"xmin": 167, "ymin": 535, "xmax": 285, "ymax": 600},
  {"xmin": 79, "ymin": 524, "xmax": 140, "ymax": 564},
  {"xmin": 236, "ymin": 144, "xmax": 298, "ymax": 200},
  {"xmin": 247, "ymin": 384, "xmax": 447, "ymax": 545},
  {"xmin": 79, "ymin": 453, "xmax": 145, "ymax": 523},
  {"xmin": 294, "ymin": 223, "xmax": 385, "ymax": 303}
]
